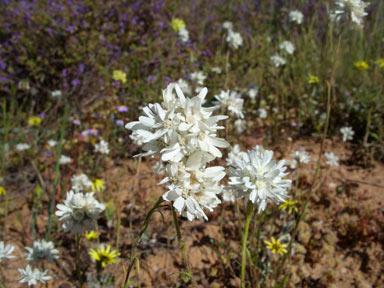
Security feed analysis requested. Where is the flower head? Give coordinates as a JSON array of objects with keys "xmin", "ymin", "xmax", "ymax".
[
  {"xmin": 94, "ymin": 139, "xmax": 110, "ymax": 155},
  {"xmin": 85, "ymin": 230, "xmax": 99, "ymax": 240},
  {"xmin": 0, "ymin": 242, "xmax": 15, "ymax": 261},
  {"xmin": 92, "ymin": 179, "xmax": 105, "ymax": 193},
  {"xmin": 0, "ymin": 186, "xmax": 6, "ymax": 196},
  {"xmin": 222, "ymin": 21, "xmax": 233, "ymax": 30},
  {"xmin": 25, "ymin": 240, "xmax": 59, "ymax": 263},
  {"xmin": 214, "ymin": 90, "xmax": 244, "ymax": 119},
  {"xmin": 330, "ymin": 0, "xmax": 369, "ymax": 27},
  {"xmin": 112, "ymin": 70, "xmax": 127, "ymax": 84},
  {"xmin": 16, "ymin": 143, "xmax": 31, "ymax": 151},
  {"xmin": 291, "ymin": 150, "xmax": 311, "ymax": 165},
  {"xmin": 190, "ymin": 71, "xmax": 206, "ymax": 86},
  {"xmin": 258, "ymin": 108, "xmax": 268, "ymax": 119},
  {"xmin": 247, "ymin": 87, "xmax": 259, "ymax": 100},
  {"xmin": 178, "ymin": 27, "xmax": 189, "ymax": 43},
  {"xmin": 171, "ymin": 18, "xmax": 186, "ymax": 32},
  {"xmin": 279, "ymin": 199, "xmax": 299, "ymax": 214},
  {"xmin": 59, "ymin": 155, "xmax": 72, "ymax": 165},
  {"xmin": 55, "ymin": 191, "xmax": 105, "ymax": 234},
  {"xmin": 117, "ymin": 105, "xmax": 129, "ymax": 112},
  {"xmin": 71, "ymin": 174, "xmax": 92, "ymax": 193},
  {"xmin": 279, "ymin": 41, "xmax": 295, "ymax": 55},
  {"xmin": 340, "ymin": 126, "xmax": 354, "ymax": 142},
  {"xmin": 126, "ymin": 83, "xmax": 229, "ymax": 170},
  {"xmin": 264, "ymin": 237, "xmax": 288, "ymax": 255},
  {"xmin": 18, "ymin": 265, "xmax": 52, "ymax": 286},
  {"xmin": 228, "ymin": 146, "xmax": 291, "ymax": 212},
  {"xmin": 226, "ymin": 30, "xmax": 243, "ymax": 49},
  {"xmin": 28, "ymin": 116, "xmax": 42, "ymax": 126},
  {"xmin": 375, "ymin": 59, "xmax": 384, "ymax": 68},
  {"xmin": 308, "ymin": 74, "xmax": 320, "ymax": 84},
  {"xmin": 289, "ymin": 10, "xmax": 304, "ymax": 24},
  {"xmin": 324, "ymin": 152, "xmax": 339, "ymax": 166},
  {"xmin": 89, "ymin": 245, "xmax": 120, "ymax": 267},
  {"xmin": 271, "ymin": 54, "xmax": 286, "ymax": 67},
  {"xmin": 354, "ymin": 61, "xmax": 369, "ymax": 70},
  {"xmin": 47, "ymin": 140, "xmax": 57, "ymax": 147}
]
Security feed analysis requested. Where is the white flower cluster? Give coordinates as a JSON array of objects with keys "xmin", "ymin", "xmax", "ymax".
[
  {"xmin": 16, "ymin": 143, "xmax": 31, "ymax": 151},
  {"xmin": 55, "ymin": 191, "xmax": 105, "ymax": 233},
  {"xmin": 127, "ymin": 83, "xmax": 229, "ymax": 220},
  {"xmin": 324, "ymin": 152, "xmax": 339, "ymax": 166},
  {"xmin": 289, "ymin": 149, "xmax": 311, "ymax": 169},
  {"xmin": 161, "ymin": 163, "xmax": 225, "ymax": 220},
  {"xmin": 289, "ymin": 10, "xmax": 304, "ymax": 24},
  {"xmin": 25, "ymin": 239, "xmax": 59, "ymax": 263},
  {"xmin": 176, "ymin": 78, "xmax": 192, "ymax": 95},
  {"xmin": 247, "ymin": 87, "xmax": 259, "ymax": 100},
  {"xmin": 279, "ymin": 41, "xmax": 295, "ymax": 55},
  {"xmin": 228, "ymin": 146, "xmax": 291, "ymax": 212},
  {"xmin": 59, "ymin": 155, "xmax": 72, "ymax": 165},
  {"xmin": 178, "ymin": 27, "xmax": 189, "ymax": 43},
  {"xmin": 71, "ymin": 173, "xmax": 92, "ymax": 193},
  {"xmin": 214, "ymin": 90, "xmax": 244, "ymax": 119},
  {"xmin": 340, "ymin": 126, "xmax": 354, "ymax": 142},
  {"xmin": 258, "ymin": 108, "xmax": 268, "ymax": 119},
  {"xmin": 270, "ymin": 54, "xmax": 286, "ymax": 67},
  {"xmin": 0, "ymin": 242, "xmax": 15, "ymax": 262},
  {"xmin": 330, "ymin": 0, "xmax": 369, "ymax": 27},
  {"xmin": 190, "ymin": 71, "xmax": 207, "ymax": 93},
  {"xmin": 94, "ymin": 139, "xmax": 110, "ymax": 154},
  {"xmin": 19, "ymin": 265, "xmax": 52, "ymax": 286},
  {"xmin": 222, "ymin": 21, "xmax": 243, "ymax": 49}
]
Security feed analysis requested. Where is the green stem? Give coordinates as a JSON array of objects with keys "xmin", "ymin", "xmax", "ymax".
[
  {"xmin": 75, "ymin": 234, "xmax": 83, "ymax": 287},
  {"xmin": 45, "ymin": 103, "xmax": 68, "ymax": 240},
  {"xmin": 241, "ymin": 201, "xmax": 254, "ymax": 288},
  {"xmin": 123, "ymin": 196, "xmax": 164, "ymax": 287},
  {"xmin": 171, "ymin": 204, "xmax": 197, "ymax": 288}
]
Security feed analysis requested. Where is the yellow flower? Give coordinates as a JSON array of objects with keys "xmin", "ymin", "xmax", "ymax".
[
  {"xmin": 92, "ymin": 179, "xmax": 105, "ymax": 193},
  {"xmin": 264, "ymin": 237, "xmax": 288, "ymax": 256},
  {"xmin": 354, "ymin": 61, "xmax": 369, "ymax": 71},
  {"xmin": 171, "ymin": 18, "xmax": 186, "ymax": 32},
  {"xmin": 85, "ymin": 230, "xmax": 99, "ymax": 240},
  {"xmin": 89, "ymin": 245, "xmax": 120, "ymax": 267},
  {"xmin": 28, "ymin": 116, "xmax": 42, "ymax": 126},
  {"xmin": 279, "ymin": 199, "xmax": 299, "ymax": 214},
  {"xmin": 112, "ymin": 70, "xmax": 127, "ymax": 84},
  {"xmin": 308, "ymin": 74, "xmax": 319, "ymax": 85},
  {"xmin": 0, "ymin": 186, "xmax": 5, "ymax": 196},
  {"xmin": 375, "ymin": 59, "xmax": 384, "ymax": 68}
]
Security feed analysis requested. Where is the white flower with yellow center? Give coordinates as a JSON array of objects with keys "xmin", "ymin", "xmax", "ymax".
[
  {"xmin": 214, "ymin": 90, "xmax": 244, "ymax": 119},
  {"xmin": 330, "ymin": 0, "xmax": 369, "ymax": 27},
  {"xmin": 228, "ymin": 146, "xmax": 291, "ymax": 212}
]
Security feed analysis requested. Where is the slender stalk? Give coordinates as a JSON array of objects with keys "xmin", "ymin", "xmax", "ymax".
[
  {"xmin": 45, "ymin": 103, "xmax": 69, "ymax": 239},
  {"xmin": 75, "ymin": 234, "xmax": 83, "ymax": 287},
  {"xmin": 171, "ymin": 204, "xmax": 197, "ymax": 288},
  {"xmin": 241, "ymin": 201, "xmax": 254, "ymax": 288},
  {"xmin": 123, "ymin": 196, "xmax": 164, "ymax": 287}
]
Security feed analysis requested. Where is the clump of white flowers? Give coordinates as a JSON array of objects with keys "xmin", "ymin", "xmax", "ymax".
[
  {"xmin": 127, "ymin": 83, "xmax": 229, "ymax": 220},
  {"xmin": 0, "ymin": 242, "xmax": 15, "ymax": 262},
  {"xmin": 176, "ymin": 78, "xmax": 192, "ymax": 95},
  {"xmin": 222, "ymin": 21, "xmax": 243, "ymax": 49},
  {"xmin": 16, "ymin": 143, "xmax": 31, "ymax": 151},
  {"xmin": 228, "ymin": 146, "xmax": 291, "ymax": 213},
  {"xmin": 18, "ymin": 265, "xmax": 52, "ymax": 286},
  {"xmin": 214, "ymin": 90, "xmax": 244, "ymax": 119},
  {"xmin": 289, "ymin": 10, "xmax": 304, "ymax": 24},
  {"xmin": 94, "ymin": 139, "xmax": 110, "ymax": 155},
  {"xmin": 340, "ymin": 126, "xmax": 354, "ymax": 142},
  {"xmin": 59, "ymin": 155, "xmax": 72, "ymax": 165},
  {"xmin": 289, "ymin": 149, "xmax": 311, "ymax": 169},
  {"xmin": 211, "ymin": 67, "xmax": 222, "ymax": 74},
  {"xmin": 234, "ymin": 119, "xmax": 247, "ymax": 134},
  {"xmin": 247, "ymin": 87, "xmax": 259, "ymax": 100},
  {"xmin": 178, "ymin": 27, "xmax": 189, "ymax": 43},
  {"xmin": 226, "ymin": 144, "xmax": 247, "ymax": 166},
  {"xmin": 55, "ymin": 191, "xmax": 105, "ymax": 233},
  {"xmin": 190, "ymin": 71, "xmax": 206, "ymax": 86},
  {"xmin": 279, "ymin": 41, "xmax": 295, "ymax": 55},
  {"xmin": 330, "ymin": 0, "xmax": 369, "ymax": 27},
  {"xmin": 47, "ymin": 140, "xmax": 57, "ymax": 147},
  {"xmin": 271, "ymin": 54, "xmax": 286, "ymax": 67},
  {"xmin": 25, "ymin": 239, "xmax": 59, "ymax": 263},
  {"xmin": 324, "ymin": 152, "xmax": 339, "ymax": 166},
  {"xmin": 71, "ymin": 173, "xmax": 92, "ymax": 193},
  {"xmin": 258, "ymin": 108, "xmax": 268, "ymax": 119}
]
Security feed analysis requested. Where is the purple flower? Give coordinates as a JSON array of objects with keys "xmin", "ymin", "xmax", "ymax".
[
  {"xmin": 72, "ymin": 119, "xmax": 81, "ymax": 125},
  {"xmin": 81, "ymin": 128, "xmax": 98, "ymax": 136},
  {"xmin": 117, "ymin": 105, "xmax": 128, "ymax": 112},
  {"xmin": 0, "ymin": 61, "xmax": 6, "ymax": 70},
  {"xmin": 115, "ymin": 120, "xmax": 124, "ymax": 126},
  {"xmin": 71, "ymin": 79, "xmax": 80, "ymax": 86}
]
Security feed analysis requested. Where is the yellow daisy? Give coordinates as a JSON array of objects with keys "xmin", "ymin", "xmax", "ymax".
[
  {"xmin": 171, "ymin": 18, "xmax": 186, "ymax": 32},
  {"xmin": 279, "ymin": 199, "xmax": 299, "ymax": 214},
  {"xmin": 308, "ymin": 74, "xmax": 319, "ymax": 84},
  {"xmin": 374, "ymin": 59, "xmax": 384, "ymax": 68},
  {"xmin": 0, "ymin": 185, "xmax": 6, "ymax": 196},
  {"xmin": 28, "ymin": 116, "xmax": 42, "ymax": 126},
  {"xmin": 85, "ymin": 230, "xmax": 99, "ymax": 241},
  {"xmin": 92, "ymin": 179, "xmax": 105, "ymax": 193},
  {"xmin": 354, "ymin": 61, "xmax": 369, "ymax": 71},
  {"xmin": 264, "ymin": 237, "xmax": 288, "ymax": 256},
  {"xmin": 89, "ymin": 245, "xmax": 120, "ymax": 267},
  {"xmin": 112, "ymin": 70, "xmax": 127, "ymax": 84}
]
